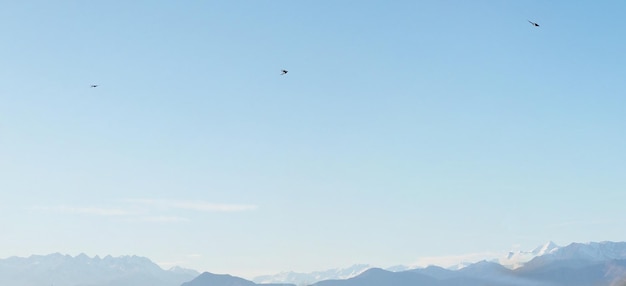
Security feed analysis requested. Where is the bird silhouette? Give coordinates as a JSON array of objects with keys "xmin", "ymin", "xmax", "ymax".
[
  {"xmin": 280, "ymin": 70, "xmax": 288, "ymax": 75},
  {"xmin": 528, "ymin": 20, "xmax": 539, "ymax": 27},
  {"xmin": 90, "ymin": 84, "xmax": 98, "ymax": 88}
]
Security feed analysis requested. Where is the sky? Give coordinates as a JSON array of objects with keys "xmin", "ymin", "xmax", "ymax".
[{"xmin": 1, "ymin": 0, "xmax": 626, "ymax": 279}]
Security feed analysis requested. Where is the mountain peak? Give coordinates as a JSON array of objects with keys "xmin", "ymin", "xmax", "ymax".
[
  {"xmin": 0, "ymin": 253, "xmax": 198, "ymax": 286},
  {"xmin": 499, "ymin": 241, "xmax": 561, "ymax": 269},
  {"xmin": 183, "ymin": 272, "xmax": 256, "ymax": 286},
  {"xmin": 360, "ymin": 267, "xmax": 388, "ymax": 275},
  {"xmin": 522, "ymin": 240, "xmax": 626, "ymax": 271},
  {"xmin": 532, "ymin": 241, "xmax": 560, "ymax": 255},
  {"xmin": 169, "ymin": 265, "xmax": 200, "ymax": 276},
  {"xmin": 253, "ymin": 264, "xmax": 371, "ymax": 285}
]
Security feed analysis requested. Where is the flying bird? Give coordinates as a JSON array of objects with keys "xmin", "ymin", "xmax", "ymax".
[
  {"xmin": 280, "ymin": 69, "xmax": 288, "ymax": 75},
  {"xmin": 90, "ymin": 84, "xmax": 98, "ymax": 88},
  {"xmin": 528, "ymin": 20, "xmax": 540, "ymax": 27}
]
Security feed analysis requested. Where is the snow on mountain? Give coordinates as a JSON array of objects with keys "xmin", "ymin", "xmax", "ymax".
[
  {"xmin": 523, "ymin": 241, "xmax": 626, "ymax": 270},
  {"xmin": 409, "ymin": 241, "xmax": 560, "ymax": 271},
  {"xmin": 253, "ymin": 264, "xmax": 371, "ymax": 285},
  {"xmin": 5, "ymin": 241, "xmax": 622, "ymax": 286},
  {"xmin": 313, "ymin": 259, "xmax": 626, "ymax": 286},
  {"xmin": 253, "ymin": 242, "xmax": 563, "ymax": 285},
  {"xmin": 498, "ymin": 241, "xmax": 560, "ymax": 269},
  {"xmin": 548, "ymin": 241, "xmax": 626, "ymax": 261},
  {"xmin": 401, "ymin": 251, "xmax": 501, "ymax": 271},
  {"xmin": 384, "ymin": 265, "xmax": 411, "ymax": 272}
]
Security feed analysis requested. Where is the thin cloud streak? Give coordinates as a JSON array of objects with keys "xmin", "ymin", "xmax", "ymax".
[
  {"xmin": 30, "ymin": 206, "xmax": 137, "ymax": 216},
  {"xmin": 126, "ymin": 216, "xmax": 190, "ymax": 223},
  {"xmin": 28, "ymin": 198, "xmax": 256, "ymax": 224},
  {"xmin": 171, "ymin": 201, "xmax": 258, "ymax": 212},
  {"xmin": 124, "ymin": 199, "xmax": 258, "ymax": 212}
]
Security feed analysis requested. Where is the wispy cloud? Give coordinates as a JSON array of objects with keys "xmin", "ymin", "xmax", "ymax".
[
  {"xmin": 30, "ymin": 206, "xmax": 138, "ymax": 216},
  {"xmin": 124, "ymin": 199, "xmax": 258, "ymax": 212},
  {"xmin": 29, "ymin": 199, "xmax": 257, "ymax": 223},
  {"xmin": 125, "ymin": 215, "xmax": 191, "ymax": 223},
  {"xmin": 171, "ymin": 201, "xmax": 258, "ymax": 212}
]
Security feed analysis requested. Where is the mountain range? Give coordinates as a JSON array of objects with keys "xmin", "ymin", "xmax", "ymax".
[
  {"xmin": 0, "ymin": 253, "xmax": 198, "ymax": 286},
  {"xmin": 253, "ymin": 264, "xmax": 372, "ymax": 285},
  {"xmin": 2, "ymin": 241, "xmax": 626, "ymax": 286},
  {"xmin": 254, "ymin": 241, "xmax": 561, "ymax": 284},
  {"xmin": 186, "ymin": 241, "xmax": 626, "ymax": 286}
]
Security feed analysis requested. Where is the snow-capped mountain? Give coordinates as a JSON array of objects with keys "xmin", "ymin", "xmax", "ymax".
[
  {"xmin": 498, "ymin": 241, "xmax": 560, "ymax": 269},
  {"xmin": 390, "ymin": 241, "xmax": 561, "ymax": 272},
  {"xmin": 253, "ymin": 264, "xmax": 371, "ymax": 285},
  {"xmin": 3, "ymin": 241, "xmax": 625, "ymax": 286},
  {"xmin": 384, "ymin": 265, "xmax": 412, "ymax": 272},
  {"xmin": 181, "ymin": 245, "xmax": 626, "ymax": 286},
  {"xmin": 252, "ymin": 242, "xmax": 563, "ymax": 285},
  {"xmin": 523, "ymin": 241, "xmax": 626, "ymax": 270},
  {"xmin": 310, "ymin": 259, "xmax": 626, "ymax": 286},
  {"xmin": 0, "ymin": 253, "xmax": 198, "ymax": 286}
]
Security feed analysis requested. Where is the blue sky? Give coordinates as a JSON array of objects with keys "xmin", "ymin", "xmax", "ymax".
[{"xmin": 1, "ymin": 0, "xmax": 625, "ymax": 278}]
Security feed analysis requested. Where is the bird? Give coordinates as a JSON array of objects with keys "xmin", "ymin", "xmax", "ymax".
[
  {"xmin": 528, "ymin": 20, "xmax": 539, "ymax": 27},
  {"xmin": 280, "ymin": 69, "xmax": 288, "ymax": 75},
  {"xmin": 90, "ymin": 84, "xmax": 98, "ymax": 88}
]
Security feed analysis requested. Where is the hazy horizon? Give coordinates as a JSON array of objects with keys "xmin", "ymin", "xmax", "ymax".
[{"xmin": 0, "ymin": 239, "xmax": 570, "ymax": 278}]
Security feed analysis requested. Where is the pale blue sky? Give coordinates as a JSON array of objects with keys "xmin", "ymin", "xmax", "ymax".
[{"xmin": 1, "ymin": 0, "xmax": 625, "ymax": 279}]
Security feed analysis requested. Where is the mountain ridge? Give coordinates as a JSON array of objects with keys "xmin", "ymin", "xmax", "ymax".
[
  {"xmin": 0, "ymin": 253, "xmax": 198, "ymax": 286},
  {"xmin": 3, "ymin": 241, "xmax": 626, "ymax": 286}
]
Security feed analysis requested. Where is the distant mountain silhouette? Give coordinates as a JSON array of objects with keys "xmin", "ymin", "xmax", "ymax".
[
  {"xmin": 512, "ymin": 241, "xmax": 626, "ymax": 286},
  {"xmin": 313, "ymin": 268, "xmax": 440, "ymax": 286},
  {"xmin": 309, "ymin": 242, "xmax": 626, "ymax": 286},
  {"xmin": 182, "ymin": 272, "xmax": 257, "ymax": 286},
  {"xmin": 408, "ymin": 265, "xmax": 458, "ymax": 280},
  {"xmin": 0, "ymin": 253, "xmax": 197, "ymax": 286},
  {"xmin": 178, "ymin": 241, "xmax": 626, "ymax": 286},
  {"xmin": 522, "ymin": 241, "xmax": 626, "ymax": 271},
  {"xmin": 514, "ymin": 259, "xmax": 626, "ymax": 286},
  {"xmin": 2, "ymin": 241, "xmax": 626, "ymax": 286},
  {"xmin": 183, "ymin": 272, "xmax": 296, "ymax": 286},
  {"xmin": 254, "ymin": 264, "xmax": 371, "ymax": 284},
  {"xmin": 258, "ymin": 241, "xmax": 563, "ymax": 285}
]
